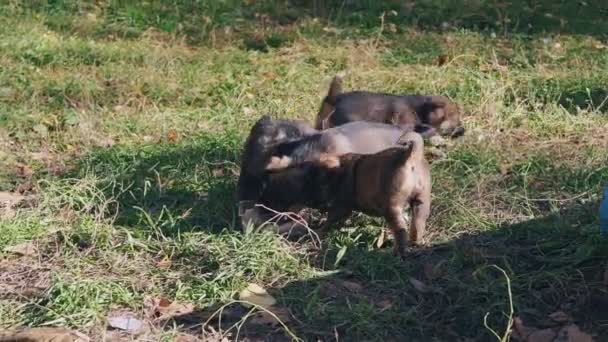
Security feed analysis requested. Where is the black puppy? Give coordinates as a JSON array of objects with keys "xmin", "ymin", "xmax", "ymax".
[
  {"xmin": 315, "ymin": 74, "xmax": 465, "ymax": 138},
  {"xmin": 237, "ymin": 116, "xmax": 316, "ymax": 226}
]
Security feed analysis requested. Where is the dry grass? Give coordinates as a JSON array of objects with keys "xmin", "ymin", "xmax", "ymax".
[{"xmin": 1, "ymin": 1, "xmax": 607, "ymax": 341}]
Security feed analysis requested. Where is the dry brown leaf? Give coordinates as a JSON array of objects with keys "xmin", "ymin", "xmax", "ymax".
[
  {"xmin": 167, "ymin": 129, "xmax": 180, "ymax": 144},
  {"xmin": 437, "ymin": 54, "xmax": 449, "ymax": 66},
  {"xmin": 156, "ymin": 257, "xmax": 172, "ymax": 270},
  {"xmin": 549, "ymin": 311, "xmax": 572, "ymax": 323},
  {"xmin": 239, "ymin": 283, "xmax": 276, "ymax": 308},
  {"xmin": 409, "ymin": 277, "xmax": 432, "ymax": 293},
  {"xmin": 4, "ymin": 241, "xmax": 38, "ymax": 256},
  {"xmin": 341, "ymin": 280, "xmax": 363, "ymax": 292},
  {"xmin": 157, "ymin": 298, "xmax": 194, "ymax": 320},
  {"xmin": 16, "ymin": 164, "xmax": 33, "ymax": 178},
  {"xmin": 555, "ymin": 324, "xmax": 594, "ymax": 342},
  {"xmin": 0, "ymin": 327, "xmax": 90, "ymax": 342}
]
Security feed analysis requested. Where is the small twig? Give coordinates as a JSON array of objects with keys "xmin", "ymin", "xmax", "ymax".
[
  {"xmin": 254, "ymin": 204, "xmax": 322, "ymax": 248},
  {"xmin": 479, "ymin": 265, "xmax": 514, "ymax": 342},
  {"xmin": 202, "ymin": 300, "xmax": 302, "ymax": 342},
  {"xmin": 373, "ymin": 12, "xmax": 386, "ymax": 49}
]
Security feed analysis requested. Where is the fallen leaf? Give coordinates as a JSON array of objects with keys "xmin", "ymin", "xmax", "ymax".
[
  {"xmin": 376, "ymin": 229, "xmax": 386, "ymax": 248},
  {"xmin": 239, "ymin": 283, "xmax": 276, "ymax": 308},
  {"xmin": 107, "ymin": 312, "xmax": 144, "ymax": 334},
  {"xmin": 167, "ymin": 129, "xmax": 180, "ymax": 144},
  {"xmin": 437, "ymin": 54, "xmax": 449, "ymax": 66},
  {"xmin": 157, "ymin": 298, "xmax": 194, "ymax": 320},
  {"xmin": 1, "ymin": 327, "xmax": 90, "ymax": 342},
  {"xmin": 4, "ymin": 241, "xmax": 37, "ymax": 256},
  {"xmin": 341, "ymin": 280, "xmax": 363, "ymax": 292},
  {"xmin": 549, "ymin": 311, "xmax": 572, "ymax": 323},
  {"xmin": 16, "ymin": 164, "xmax": 33, "ymax": 178},
  {"xmin": 156, "ymin": 257, "xmax": 172, "ymax": 270},
  {"xmin": 554, "ymin": 324, "xmax": 594, "ymax": 342},
  {"xmin": 409, "ymin": 277, "xmax": 432, "ymax": 293}
]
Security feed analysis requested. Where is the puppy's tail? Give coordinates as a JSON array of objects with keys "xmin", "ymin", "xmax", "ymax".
[
  {"xmin": 396, "ymin": 132, "xmax": 425, "ymax": 162},
  {"xmin": 314, "ymin": 73, "xmax": 344, "ymax": 130}
]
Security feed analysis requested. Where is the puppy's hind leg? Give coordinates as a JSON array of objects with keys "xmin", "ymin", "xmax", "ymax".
[
  {"xmin": 386, "ymin": 208, "xmax": 408, "ymax": 259},
  {"xmin": 409, "ymin": 199, "xmax": 430, "ymax": 245}
]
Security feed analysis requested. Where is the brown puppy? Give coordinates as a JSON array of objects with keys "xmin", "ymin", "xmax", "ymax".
[
  {"xmin": 315, "ymin": 74, "xmax": 465, "ymax": 138},
  {"xmin": 315, "ymin": 132, "xmax": 431, "ymax": 258}
]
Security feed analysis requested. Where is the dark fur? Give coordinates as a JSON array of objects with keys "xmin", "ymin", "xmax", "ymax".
[
  {"xmin": 316, "ymin": 75, "xmax": 465, "ymax": 138},
  {"xmin": 237, "ymin": 115, "xmax": 317, "ymax": 204}
]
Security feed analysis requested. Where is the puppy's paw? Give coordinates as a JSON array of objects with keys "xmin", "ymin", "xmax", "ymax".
[
  {"xmin": 319, "ymin": 153, "xmax": 341, "ymax": 168},
  {"xmin": 265, "ymin": 156, "xmax": 292, "ymax": 170}
]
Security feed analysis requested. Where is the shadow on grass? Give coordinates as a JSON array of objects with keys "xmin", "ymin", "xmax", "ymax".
[
  {"xmin": 14, "ymin": 0, "xmax": 608, "ymax": 44},
  {"xmin": 178, "ymin": 199, "xmax": 607, "ymax": 341},
  {"xmin": 70, "ymin": 133, "xmax": 243, "ymax": 235}
]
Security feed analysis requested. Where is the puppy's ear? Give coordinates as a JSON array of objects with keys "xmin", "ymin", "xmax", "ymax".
[{"xmin": 266, "ymin": 156, "xmax": 292, "ymax": 171}]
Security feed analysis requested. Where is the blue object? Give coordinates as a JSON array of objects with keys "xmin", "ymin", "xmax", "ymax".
[{"xmin": 600, "ymin": 186, "xmax": 608, "ymax": 237}]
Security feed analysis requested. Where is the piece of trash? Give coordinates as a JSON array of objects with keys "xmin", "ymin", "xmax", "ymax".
[
  {"xmin": 107, "ymin": 312, "xmax": 144, "ymax": 333},
  {"xmin": 239, "ymin": 283, "xmax": 276, "ymax": 308}
]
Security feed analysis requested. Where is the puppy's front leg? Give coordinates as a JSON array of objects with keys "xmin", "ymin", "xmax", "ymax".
[
  {"xmin": 387, "ymin": 208, "xmax": 408, "ymax": 259},
  {"xmin": 318, "ymin": 207, "xmax": 351, "ymax": 233},
  {"xmin": 409, "ymin": 199, "xmax": 430, "ymax": 245}
]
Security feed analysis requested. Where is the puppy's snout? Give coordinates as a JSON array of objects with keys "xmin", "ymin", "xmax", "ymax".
[{"xmin": 451, "ymin": 126, "xmax": 465, "ymax": 138}]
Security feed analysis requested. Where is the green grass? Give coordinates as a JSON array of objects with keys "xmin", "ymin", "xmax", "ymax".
[{"xmin": 1, "ymin": 1, "xmax": 608, "ymax": 341}]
